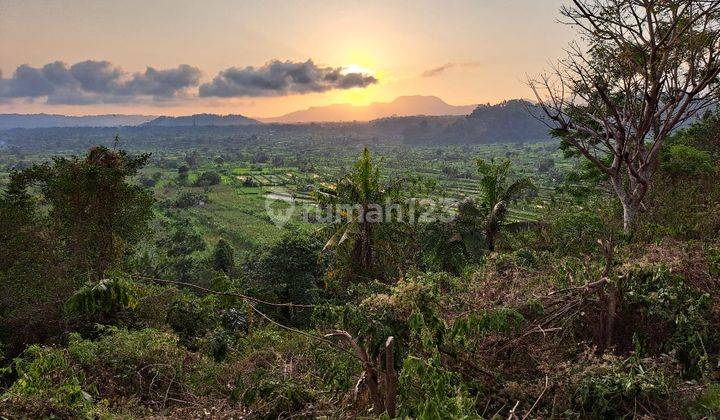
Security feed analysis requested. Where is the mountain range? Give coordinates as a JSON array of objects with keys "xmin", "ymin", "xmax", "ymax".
[
  {"xmin": 0, "ymin": 113, "xmax": 155, "ymax": 129},
  {"xmin": 0, "ymin": 97, "xmax": 541, "ymax": 140},
  {"xmin": 261, "ymin": 95, "xmax": 476, "ymax": 123}
]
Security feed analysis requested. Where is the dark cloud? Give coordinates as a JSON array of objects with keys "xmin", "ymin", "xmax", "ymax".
[
  {"xmin": 70, "ymin": 60, "xmax": 124, "ymax": 93},
  {"xmin": 0, "ymin": 60, "xmax": 201, "ymax": 104},
  {"xmin": 121, "ymin": 64, "xmax": 202, "ymax": 97},
  {"xmin": 199, "ymin": 59, "xmax": 377, "ymax": 97},
  {"xmin": 422, "ymin": 61, "xmax": 481, "ymax": 77}
]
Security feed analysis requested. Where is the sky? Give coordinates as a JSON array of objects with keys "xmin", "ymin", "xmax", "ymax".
[{"xmin": 0, "ymin": 0, "xmax": 573, "ymax": 117}]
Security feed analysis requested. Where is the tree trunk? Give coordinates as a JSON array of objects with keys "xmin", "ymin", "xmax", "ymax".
[
  {"xmin": 621, "ymin": 200, "xmax": 637, "ymax": 235},
  {"xmin": 612, "ymin": 175, "xmax": 639, "ymax": 235},
  {"xmin": 485, "ymin": 227, "xmax": 496, "ymax": 252}
]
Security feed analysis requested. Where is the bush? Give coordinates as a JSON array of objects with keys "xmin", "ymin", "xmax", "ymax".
[
  {"xmin": 660, "ymin": 144, "xmax": 714, "ymax": 177},
  {"xmin": 570, "ymin": 353, "xmax": 678, "ymax": 418},
  {"xmin": 616, "ymin": 267, "xmax": 716, "ymax": 378},
  {"xmin": 0, "ymin": 345, "xmax": 96, "ymax": 418},
  {"xmin": 398, "ymin": 354, "xmax": 477, "ymax": 419},
  {"xmin": 250, "ymin": 233, "xmax": 322, "ymax": 327},
  {"xmin": 166, "ymin": 295, "xmax": 219, "ymax": 350},
  {"xmin": 194, "ymin": 171, "xmax": 222, "ymax": 187},
  {"xmin": 172, "ymin": 192, "xmax": 208, "ymax": 208},
  {"xmin": 545, "ymin": 207, "xmax": 605, "ymax": 255},
  {"xmin": 211, "ymin": 239, "xmax": 235, "ymax": 274}
]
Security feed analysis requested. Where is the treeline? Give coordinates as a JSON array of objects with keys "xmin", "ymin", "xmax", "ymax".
[{"xmin": 0, "ymin": 101, "xmax": 552, "ymax": 154}]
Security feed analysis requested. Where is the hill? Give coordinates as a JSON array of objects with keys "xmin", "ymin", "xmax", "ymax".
[
  {"xmin": 0, "ymin": 113, "xmax": 155, "ymax": 129},
  {"xmin": 143, "ymin": 113, "xmax": 261, "ymax": 127},
  {"xmin": 262, "ymin": 95, "xmax": 476, "ymax": 123},
  {"xmin": 398, "ymin": 99, "xmax": 552, "ymax": 144}
]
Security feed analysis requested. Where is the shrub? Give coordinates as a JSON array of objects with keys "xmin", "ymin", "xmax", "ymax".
[
  {"xmin": 172, "ymin": 192, "xmax": 208, "ymax": 208},
  {"xmin": 194, "ymin": 171, "xmax": 221, "ymax": 187},
  {"xmin": 570, "ymin": 353, "xmax": 678, "ymax": 418},
  {"xmin": 688, "ymin": 383, "xmax": 720, "ymax": 419},
  {"xmin": 211, "ymin": 239, "xmax": 235, "ymax": 274},
  {"xmin": 660, "ymin": 144, "xmax": 714, "ymax": 177},
  {"xmin": 0, "ymin": 345, "xmax": 96, "ymax": 418},
  {"xmin": 398, "ymin": 354, "xmax": 477, "ymax": 419},
  {"xmin": 617, "ymin": 267, "xmax": 716, "ymax": 378},
  {"xmin": 166, "ymin": 295, "xmax": 219, "ymax": 350}
]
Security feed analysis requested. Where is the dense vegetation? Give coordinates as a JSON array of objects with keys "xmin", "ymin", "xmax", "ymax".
[{"xmin": 1, "ymin": 1, "xmax": 720, "ymax": 418}]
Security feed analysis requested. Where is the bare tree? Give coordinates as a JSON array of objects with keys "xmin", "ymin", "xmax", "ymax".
[{"xmin": 530, "ymin": 0, "xmax": 720, "ymax": 233}]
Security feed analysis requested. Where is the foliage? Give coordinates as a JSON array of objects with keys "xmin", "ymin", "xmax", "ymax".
[
  {"xmin": 570, "ymin": 353, "xmax": 678, "ymax": 418},
  {"xmin": 471, "ymin": 158, "xmax": 535, "ymax": 251},
  {"xmin": 172, "ymin": 191, "xmax": 208, "ymax": 208},
  {"xmin": 211, "ymin": 239, "xmax": 235, "ymax": 274},
  {"xmin": 0, "ymin": 345, "xmax": 96, "ymax": 418},
  {"xmin": 315, "ymin": 147, "xmax": 409, "ymax": 284},
  {"xmin": 166, "ymin": 295, "xmax": 219, "ymax": 350},
  {"xmin": 638, "ymin": 128, "xmax": 720, "ymax": 240},
  {"xmin": 65, "ymin": 275, "xmax": 138, "ymax": 320},
  {"xmin": 6, "ymin": 146, "xmax": 153, "ymax": 278},
  {"xmin": 688, "ymin": 383, "xmax": 720, "ymax": 419},
  {"xmin": 660, "ymin": 144, "xmax": 714, "ymax": 178},
  {"xmin": 250, "ymin": 232, "xmax": 322, "ymax": 327},
  {"xmin": 0, "ymin": 145, "xmax": 153, "ymax": 356},
  {"xmin": 194, "ymin": 171, "xmax": 222, "ymax": 187},
  {"xmin": 397, "ymin": 354, "xmax": 477, "ymax": 419},
  {"xmin": 617, "ymin": 266, "xmax": 716, "ymax": 378}
]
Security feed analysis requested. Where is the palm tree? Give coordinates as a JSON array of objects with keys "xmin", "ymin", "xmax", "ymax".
[
  {"xmin": 315, "ymin": 148, "xmax": 402, "ymax": 281},
  {"xmin": 468, "ymin": 158, "xmax": 536, "ymax": 251}
]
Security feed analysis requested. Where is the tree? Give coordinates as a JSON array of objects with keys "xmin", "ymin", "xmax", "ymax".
[
  {"xmin": 251, "ymin": 233, "xmax": 322, "ymax": 326},
  {"xmin": 177, "ymin": 165, "xmax": 189, "ymax": 184},
  {"xmin": 194, "ymin": 171, "xmax": 221, "ymax": 187},
  {"xmin": 0, "ymin": 146, "xmax": 153, "ymax": 353},
  {"xmin": 421, "ymin": 204, "xmax": 484, "ymax": 273},
  {"xmin": 531, "ymin": 0, "xmax": 720, "ymax": 234},
  {"xmin": 7, "ymin": 146, "xmax": 154, "ymax": 279},
  {"xmin": 212, "ymin": 239, "xmax": 235, "ymax": 274},
  {"xmin": 468, "ymin": 158, "xmax": 536, "ymax": 252},
  {"xmin": 315, "ymin": 147, "xmax": 404, "ymax": 282},
  {"xmin": 160, "ymin": 219, "xmax": 206, "ymax": 281}
]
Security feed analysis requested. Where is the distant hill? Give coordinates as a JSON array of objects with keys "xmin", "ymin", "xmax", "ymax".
[
  {"xmin": 387, "ymin": 100, "xmax": 552, "ymax": 144},
  {"xmin": 144, "ymin": 113, "xmax": 261, "ymax": 127},
  {"xmin": 0, "ymin": 113, "xmax": 155, "ymax": 129},
  {"xmin": 262, "ymin": 95, "xmax": 476, "ymax": 123}
]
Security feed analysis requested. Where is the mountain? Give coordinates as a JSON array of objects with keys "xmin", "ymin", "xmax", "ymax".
[
  {"xmin": 0, "ymin": 113, "xmax": 155, "ymax": 129},
  {"xmin": 144, "ymin": 113, "xmax": 261, "ymax": 127},
  {"xmin": 393, "ymin": 100, "xmax": 552, "ymax": 144},
  {"xmin": 262, "ymin": 95, "xmax": 476, "ymax": 123}
]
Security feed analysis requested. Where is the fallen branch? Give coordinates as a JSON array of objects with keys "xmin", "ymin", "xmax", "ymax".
[{"xmin": 522, "ymin": 375, "xmax": 550, "ymax": 420}]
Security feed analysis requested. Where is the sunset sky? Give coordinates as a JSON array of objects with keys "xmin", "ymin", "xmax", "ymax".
[{"xmin": 0, "ymin": 0, "xmax": 573, "ymax": 117}]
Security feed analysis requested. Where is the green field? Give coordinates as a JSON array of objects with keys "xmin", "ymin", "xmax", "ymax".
[{"xmin": 0, "ymin": 140, "xmax": 572, "ymax": 258}]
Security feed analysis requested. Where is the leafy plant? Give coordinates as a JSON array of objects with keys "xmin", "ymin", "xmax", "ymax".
[{"xmin": 65, "ymin": 275, "xmax": 138, "ymax": 319}]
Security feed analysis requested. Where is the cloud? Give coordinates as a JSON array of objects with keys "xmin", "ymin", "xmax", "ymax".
[
  {"xmin": 0, "ymin": 60, "xmax": 201, "ymax": 104},
  {"xmin": 0, "ymin": 58, "xmax": 375, "ymax": 104},
  {"xmin": 199, "ymin": 59, "xmax": 377, "ymax": 97},
  {"xmin": 422, "ymin": 61, "xmax": 481, "ymax": 77},
  {"xmin": 121, "ymin": 64, "xmax": 202, "ymax": 97}
]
